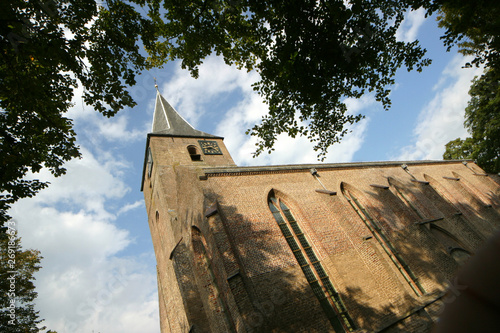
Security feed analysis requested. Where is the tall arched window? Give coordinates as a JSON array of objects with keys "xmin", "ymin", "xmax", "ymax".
[
  {"xmin": 341, "ymin": 182, "xmax": 425, "ymax": 296},
  {"xmin": 268, "ymin": 193, "xmax": 355, "ymax": 332},
  {"xmin": 424, "ymin": 174, "xmax": 496, "ymax": 238}
]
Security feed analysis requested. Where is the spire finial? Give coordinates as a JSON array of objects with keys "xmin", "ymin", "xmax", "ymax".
[{"xmin": 154, "ymin": 77, "xmax": 158, "ymax": 90}]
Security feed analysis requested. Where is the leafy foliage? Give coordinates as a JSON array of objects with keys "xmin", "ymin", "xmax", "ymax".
[
  {"xmin": 0, "ymin": 0, "xmax": 150, "ymax": 223},
  {"xmin": 443, "ymin": 69, "xmax": 500, "ymax": 173},
  {"xmin": 440, "ymin": 1, "xmax": 500, "ymax": 174},
  {"xmin": 437, "ymin": 0, "xmax": 500, "ymax": 71},
  {"xmin": 442, "ymin": 137, "xmax": 475, "ymax": 161},
  {"xmin": 2, "ymin": 0, "xmax": 499, "ymax": 224},
  {"xmin": 145, "ymin": 0, "xmax": 434, "ymax": 158},
  {"xmin": 0, "ymin": 227, "xmax": 55, "ymax": 332}
]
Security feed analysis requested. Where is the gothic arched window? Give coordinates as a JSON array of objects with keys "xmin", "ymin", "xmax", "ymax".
[
  {"xmin": 340, "ymin": 182, "xmax": 425, "ymax": 296},
  {"xmin": 268, "ymin": 193, "xmax": 355, "ymax": 332}
]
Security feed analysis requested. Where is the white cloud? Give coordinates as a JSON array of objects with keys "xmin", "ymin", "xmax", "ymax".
[
  {"xmin": 162, "ymin": 56, "xmax": 260, "ymax": 127},
  {"xmin": 218, "ymin": 97, "xmax": 372, "ymax": 166},
  {"xmin": 163, "ymin": 55, "xmax": 374, "ymax": 166},
  {"xmin": 396, "ymin": 55, "xmax": 483, "ymax": 160},
  {"xmin": 96, "ymin": 115, "xmax": 148, "ymax": 143},
  {"xmin": 396, "ymin": 8, "xmax": 426, "ymax": 42},
  {"xmin": 32, "ymin": 251, "xmax": 159, "ymax": 333},
  {"xmin": 23, "ymin": 147, "xmax": 129, "ymax": 219},
  {"xmin": 117, "ymin": 200, "xmax": 144, "ymax": 216},
  {"xmin": 67, "ymin": 85, "xmax": 149, "ymax": 144},
  {"xmin": 10, "ymin": 146, "xmax": 159, "ymax": 333}
]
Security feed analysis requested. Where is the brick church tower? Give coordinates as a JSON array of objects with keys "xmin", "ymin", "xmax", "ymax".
[{"xmin": 141, "ymin": 90, "xmax": 500, "ymax": 332}]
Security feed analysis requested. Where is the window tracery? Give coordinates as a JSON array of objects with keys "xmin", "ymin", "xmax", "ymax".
[{"xmin": 268, "ymin": 193, "xmax": 355, "ymax": 332}]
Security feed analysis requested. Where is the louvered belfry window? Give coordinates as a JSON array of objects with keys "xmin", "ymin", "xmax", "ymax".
[{"xmin": 268, "ymin": 195, "xmax": 355, "ymax": 332}]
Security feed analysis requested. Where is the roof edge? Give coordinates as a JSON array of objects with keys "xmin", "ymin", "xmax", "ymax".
[
  {"xmin": 147, "ymin": 133, "xmax": 224, "ymax": 140},
  {"xmin": 201, "ymin": 159, "xmax": 474, "ymax": 176},
  {"xmin": 140, "ymin": 136, "xmax": 151, "ymax": 192}
]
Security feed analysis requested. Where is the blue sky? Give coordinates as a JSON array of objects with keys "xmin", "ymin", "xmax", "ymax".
[{"xmin": 10, "ymin": 9, "xmax": 483, "ymax": 333}]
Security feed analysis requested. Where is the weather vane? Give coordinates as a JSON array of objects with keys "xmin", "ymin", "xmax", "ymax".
[{"xmin": 154, "ymin": 77, "xmax": 158, "ymax": 90}]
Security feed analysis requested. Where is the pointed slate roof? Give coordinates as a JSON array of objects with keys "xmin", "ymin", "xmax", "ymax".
[{"xmin": 151, "ymin": 90, "xmax": 220, "ymax": 138}]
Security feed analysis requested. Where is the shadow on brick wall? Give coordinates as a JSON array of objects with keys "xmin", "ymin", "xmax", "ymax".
[{"xmin": 188, "ymin": 183, "xmax": 499, "ymax": 332}]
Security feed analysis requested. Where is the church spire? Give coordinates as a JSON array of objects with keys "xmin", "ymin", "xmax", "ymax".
[{"xmin": 151, "ymin": 90, "xmax": 219, "ymax": 138}]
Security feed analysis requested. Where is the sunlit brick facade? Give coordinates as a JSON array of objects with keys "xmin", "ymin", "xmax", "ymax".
[{"xmin": 141, "ymin": 91, "xmax": 500, "ymax": 332}]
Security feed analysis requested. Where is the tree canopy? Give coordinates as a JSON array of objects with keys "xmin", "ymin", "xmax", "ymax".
[
  {"xmin": 2, "ymin": 0, "xmax": 499, "ymax": 222},
  {"xmin": 0, "ymin": 226, "xmax": 56, "ymax": 332},
  {"xmin": 145, "ymin": 0, "xmax": 436, "ymax": 158},
  {"xmin": 1, "ymin": 0, "xmax": 151, "ymax": 223},
  {"xmin": 443, "ymin": 68, "xmax": 500, "ymax": 173},
  {"xmin": 440, "ymin": 0, "xmax": 500, "ymax": 173},
  {"xmin": 437, "ymin": 0, "xmax": 500, "ymax": 71}
]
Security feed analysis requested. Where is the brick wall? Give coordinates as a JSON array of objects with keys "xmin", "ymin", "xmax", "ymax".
[{"xmin": 143, "ymin": 134, "xmax": 500, "ymax": 333}]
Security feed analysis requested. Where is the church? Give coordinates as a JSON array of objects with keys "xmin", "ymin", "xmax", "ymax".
[{"xmin": 141, "ymin": 90, "xmax": 500, "ymax": 332}]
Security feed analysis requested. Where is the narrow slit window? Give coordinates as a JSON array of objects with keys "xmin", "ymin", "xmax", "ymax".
[{"xmin": 147, "ymin": 147, "xmax": 153, "ymax": 178}]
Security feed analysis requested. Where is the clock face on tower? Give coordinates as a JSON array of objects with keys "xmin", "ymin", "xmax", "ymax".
[{"xmin": 198, "ymin": 140, "xmax": 223, "ymax": 155}]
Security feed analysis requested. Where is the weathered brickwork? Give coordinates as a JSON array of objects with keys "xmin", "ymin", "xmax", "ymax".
[{"xmin": 141, "ymin": 94, "xmax": 500, "ymax": 332}]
